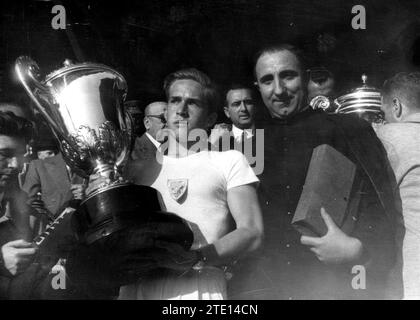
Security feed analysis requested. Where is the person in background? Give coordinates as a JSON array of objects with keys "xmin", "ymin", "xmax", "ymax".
[
  {"xmin": 0, "ymin": 102, "xmax": 34, "ymax": 188},
  {"xmin": 307, "ymin": 66, "xmax": 336, "ymax": 102},
  {"xmin": 0, "ymin": 111, "xmax": 42, "ymax": 299},
  {"xmin": 209, "ymin": 84, "xmax": 261, "ymax": 173},
  {"xmin": 130, "ymin": 101, "xmax": 167, "ymax": 162},
  {"xmin": 377, "ymin": 72, "xmax": 420, "ymax": 299},
  {"xmin": 22, "ymin": 130, "xmax": 86, "ymax": 234}
]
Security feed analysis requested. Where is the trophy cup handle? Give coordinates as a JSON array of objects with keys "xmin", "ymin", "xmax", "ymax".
[
  {"xmin": 15, "ymin": 56, "xmax": 63, "ymax": 136},
  {"xmin": 114, "ymin": 110, "xmax": 133, "ymax": 170}
]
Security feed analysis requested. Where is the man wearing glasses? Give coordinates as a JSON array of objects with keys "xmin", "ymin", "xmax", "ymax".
[{"xmin": 130, "ymin": 101, "xmax": 167, "ymax": 161}]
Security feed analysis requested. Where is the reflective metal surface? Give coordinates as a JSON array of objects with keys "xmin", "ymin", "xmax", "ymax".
[
  {"xmin": 334, "ymin": 74, "xmax": 384, "ymax": 124},
  {"xmin": 310, "ymin": 95, "xmax": 337, "ymax": 113},
  {"xmin": 15, "ymin": 56, "xmax": 131, "ymax": 184}
]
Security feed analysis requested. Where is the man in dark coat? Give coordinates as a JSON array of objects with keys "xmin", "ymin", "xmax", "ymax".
[
  {"xmin": 130, "ymin": 101, "xmax": 167, "ymax": 162},
  {"xmin": 228, "ymin": 44, "xmax": 401, "ymax": 300},
  {"xmin": 209, "ymin": 84, "xmax": 264, "ymax": 175}
]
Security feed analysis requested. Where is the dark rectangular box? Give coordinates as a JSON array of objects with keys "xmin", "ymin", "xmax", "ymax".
[{"xmin": 292, "ymin": 144, "xmax": 356, "ymax": 237}]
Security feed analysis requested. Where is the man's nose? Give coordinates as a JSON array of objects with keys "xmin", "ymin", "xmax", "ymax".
[
  {"xmin": 176, "ymin": 101, "xmax": 189, "ymax": 117},
  {"xmin": 238, "ymin": 101, "xmax": 247, "ymax": 113},
  {"xmin": 273, "ymin": 77, "xmax": 285, "ymax": 96}
]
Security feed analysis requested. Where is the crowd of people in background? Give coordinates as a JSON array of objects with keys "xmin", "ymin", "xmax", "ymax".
[{"xmin": 0, "ymin": 43, "xmax": 419, "ymax": 300}]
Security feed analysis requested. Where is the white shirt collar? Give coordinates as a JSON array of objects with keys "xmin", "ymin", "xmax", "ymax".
[
  {"xmin": 232, "ymin": 124, "xmax": 254, "ymax": 140},
  {"xmin": 145, "ymin": 132, "xmax": 161, "ymax": 149},
  {"xmin": 403, "ymin": 112, "xmax": 420, "ymax": 123}
]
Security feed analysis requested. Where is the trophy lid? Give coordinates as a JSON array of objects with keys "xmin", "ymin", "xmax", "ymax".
[{"xmin": 334, "ymin": 74, "xmax": 383, "ymax": 122}]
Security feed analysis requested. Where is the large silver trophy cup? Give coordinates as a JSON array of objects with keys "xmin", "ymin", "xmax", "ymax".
[{"xmin": 15, "ymin": 57, "xmax": 193, "ymax": 282}]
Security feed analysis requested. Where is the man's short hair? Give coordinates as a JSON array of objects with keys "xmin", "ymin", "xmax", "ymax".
[
  {"xmin": 224, "ymin": 84, "xmax": 257, "ymax": 107},
  {"xmin": 253, "ymin": 44, "xmax": 309, "ymax": 80},
  {"xmin": 382, "ymin": 72, "xmax": 420, "ymax": 109},
  {"xmin": 0, "ymin": 111, "xmax": 33, "ymax": 142},
  {"xmin": 163, "ymin": 68, "xmax": 220, "ymax": 114},
  {"xmin": 0, "ymin": 102, "xmax": 32, "ymax": 120}
]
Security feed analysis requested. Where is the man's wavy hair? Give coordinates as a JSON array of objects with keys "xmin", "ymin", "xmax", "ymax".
[
  {"xmin": 163, "ymin": 68, "xmax": 220, "ymax": 114},
  {"xmin": 0, "ymin": 111, "xmax": 33, "ymax": 142}
]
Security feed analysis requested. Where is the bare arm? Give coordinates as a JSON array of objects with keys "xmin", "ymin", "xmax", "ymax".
[
  {"xmin": 152, "ymin": 183, "xmax": 264, "ymax": 271},
  {"xmin": 201, "ymin": 183, "xmax": 264, "ymax": 266}
]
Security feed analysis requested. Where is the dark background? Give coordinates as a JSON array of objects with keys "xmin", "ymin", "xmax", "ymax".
[{"xmin": 1, "ymin": 0, "xmax": 420, "ymax": 110}]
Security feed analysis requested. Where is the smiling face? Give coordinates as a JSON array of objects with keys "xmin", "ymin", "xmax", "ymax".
[
  {"xmin": 224, "ymin": 88, "xmax": 256, "ymax": 129},
  {"xmin": 255, "ymin": 49, "xmax": 307, "ymax": 119},
  {"xmin": 0, "ymin": 135, "xmax": 26, "ymax": 191},
  {"xmin": 166, "ymin": 79, "xmax": 215, "ymax": 140}
]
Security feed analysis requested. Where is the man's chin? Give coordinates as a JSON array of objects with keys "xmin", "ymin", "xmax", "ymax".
[
  {"xmin": 269, "ymin": 107, "xmax": 293, "ymax": 119},
  {"xmin": 237, "ymin": 120, "xmax": 253, "ymax": 128}
]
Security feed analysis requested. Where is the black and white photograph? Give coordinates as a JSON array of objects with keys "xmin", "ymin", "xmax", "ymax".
[{"xmin": 0, "ymin": 0, "xmax": 420, "ymax": 307}]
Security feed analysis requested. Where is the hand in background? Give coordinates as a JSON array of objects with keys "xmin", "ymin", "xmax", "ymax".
[
  {"xmin": 209, "ymin": 123, "xmax": 231, "ymax": 145},
  {"xmin": 1, "ymin": 239, "xmax": 38, "ymax": 275},
  {"xmin": 70, "ymin": 184, "xmax": 87, "ymax": 200}
]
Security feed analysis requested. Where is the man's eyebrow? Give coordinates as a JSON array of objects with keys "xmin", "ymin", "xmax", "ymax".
[
  {"xmin": 0, "ymin": 148, "xmax": 17, "ymax": 155},
  {"xmin": 279, "ymin": 70, "xmax": 299, "ymax": 76},
  {"xmin": 259, "ymin": 74, "xmax": 273, "ymax": 82}
]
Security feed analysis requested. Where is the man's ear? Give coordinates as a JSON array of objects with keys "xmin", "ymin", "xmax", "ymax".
[
  {"xmin": 143, "ymin": 117, "xmax": 150, "ymax": 130},
  {"xmin": 224, "ymin": 106, "xmax": 231, "ymax": 119},
  {"xmin": 392, "ymin": 98, "xmax": 403, "ymax": 118},
  {"xmin": 254, "ymin": 81, "xmax": 260, "ymax": 92},
  {"xmin": 207, "ymin": 112, "xmax": 218, "ymax": 129},
  {"xmin": 163, "ymin": 109, "xmax": 168, "ymax": 123}
]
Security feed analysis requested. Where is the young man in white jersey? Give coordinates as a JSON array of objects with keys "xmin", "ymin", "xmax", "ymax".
[{"xmin": 119, "ymin": 68, "xmax": 264, "ymax": 300}]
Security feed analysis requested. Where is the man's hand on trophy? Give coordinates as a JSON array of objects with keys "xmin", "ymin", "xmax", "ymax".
[
  {"xmin": 300, "ymin": 208, "xmax": 363, "ymax": 264},
  {"xmin": 153, "ymin": 240, "xmax": 198, "ymax": 271}
]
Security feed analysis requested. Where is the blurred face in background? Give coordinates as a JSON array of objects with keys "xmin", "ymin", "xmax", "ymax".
[
  {"xmin": 144, "ymin": 102, "xmax": 167, "ymax": 139},
  {"xmin": 224, "ymin": 88, "xmax": 256, "ymax": 129},
  {"xmin": 37, "ymin": 149, "xmax": 56, "ymax": 160},
  {"xmin": 0, "ymin": 135, "xmax": 26, "ymax": 190},
  {"xmin": 307, "ymin": 68, "xmax": 336, "ymax": 101}
]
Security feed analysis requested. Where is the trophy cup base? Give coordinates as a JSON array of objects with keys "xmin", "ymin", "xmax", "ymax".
[
  {"xmin": 70, "ymin": 184, "xmax": 194, "ymax": 287},
  {"xmin": 72, "ymin": 184, "xmax": 193, "ymax": 248}
]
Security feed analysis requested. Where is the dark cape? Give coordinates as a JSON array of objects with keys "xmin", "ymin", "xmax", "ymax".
[{"xmin": 228, "ymin": 108, "xmax": 402, "ymax": 300}]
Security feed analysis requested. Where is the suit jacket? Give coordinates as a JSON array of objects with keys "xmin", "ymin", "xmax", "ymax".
[
  {"xmin": 130, "ymin": 133, "xmax": 158, "ymax": 161},
  {"xmin": 377, "ymin": 113, "xmax": 420, "ymax": 299},
  {"xmin": 22, "ymin": 153, "xmax": 81, "ymax": 218},
  {"xmin": 125, "ymin": 133, "xmax": 162, "ymax": 186}
]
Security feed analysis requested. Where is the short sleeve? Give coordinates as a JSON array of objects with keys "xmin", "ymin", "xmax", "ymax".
[{"xmin": 221, "ymin": 151, "xmax": 259, "ymax": 190}]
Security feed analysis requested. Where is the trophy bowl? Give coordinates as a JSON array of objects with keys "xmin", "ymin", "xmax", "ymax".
[{"xmin": 15, "ymin": 57, "xmax": 193, "ymax": 267}]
